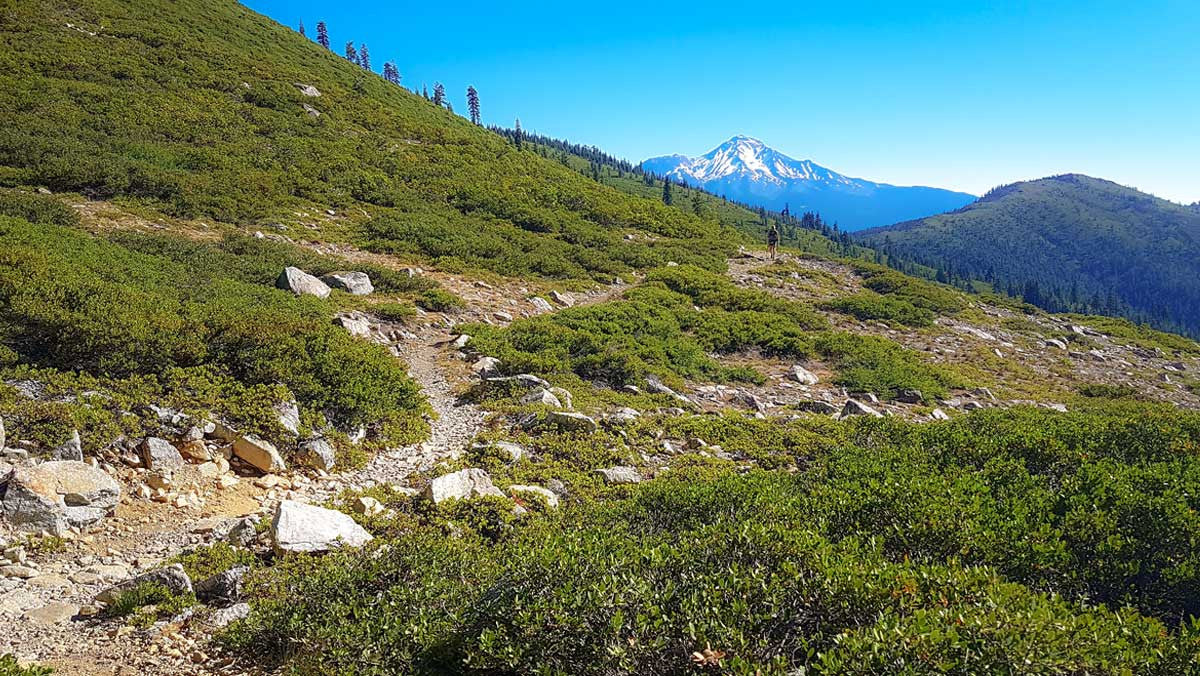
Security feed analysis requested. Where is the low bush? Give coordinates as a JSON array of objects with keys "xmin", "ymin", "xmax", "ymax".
[
  {"xmin": 0, "ymin": 217, "xmax": 428, "ymax": 448},
  {"xmin": 0, "ymin": 189, "xmax": 79, "ymax": 227},
  {"xmin": 417, "ymin": 288, "xmax": 467, "ymax": 313},
  {"xmin": 851, "ymin": 264, "xmax": 967, "ymax": 315},
  {"xmin": 0, "ymin": 655, "xmax": 52, "ymax": 676},
  {"xmin": 819, "ymin": 291, "xmax": 935, "ymax": 327}
]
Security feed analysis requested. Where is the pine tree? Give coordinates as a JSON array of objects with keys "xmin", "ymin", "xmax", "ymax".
[
  {"xmin": 431, "ymin": 82, "xmax": 446, "ymax": 107},
  {"xmin": 299, "ymin": 20, "xmax": 306, "ymax": 36},
  {"xmin": 514, "ymin": 118, "xmax": 523, "ymax": 150},
  {"xmin": 422, "ymin": 85, "xmax": 430, "ymax": 100},
  {"xmin": 466, "ymin": 86, "xmax": 481, "ymax": 125},
  {"xmin": 662, "ymin": 178, "xmax": 674, "ymax": 206},
  {"xmin": 358, "ymin": 44, "xmax": 370, "ymax": 70},
  {"xmin": 344, "ymin": 42, "xmax": 358, "ymax": 63},
  {"xmin": 316, "ymin": 21, "xmax": 330, "ymax": 49},
  {"xmin": 382, "ymin": 62, "xmax": 401, "ymax": 85}
]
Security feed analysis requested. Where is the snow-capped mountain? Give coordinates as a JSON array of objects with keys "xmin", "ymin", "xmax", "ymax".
[{"xmin": 641, "ymin": 136, "xmax": 976, "ymax": 231}]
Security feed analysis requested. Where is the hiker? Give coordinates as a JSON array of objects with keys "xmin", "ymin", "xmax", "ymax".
[{"xmin": 767, "ymin": 223, "xmax": 780, "ymax": 259}]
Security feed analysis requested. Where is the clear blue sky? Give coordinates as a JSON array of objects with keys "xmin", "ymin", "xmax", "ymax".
[{"xmin": 243, "ymin": 0, "xmax": 1199, "ymax": 203}]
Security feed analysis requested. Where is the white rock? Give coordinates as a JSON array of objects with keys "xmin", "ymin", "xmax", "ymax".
[
  {"xmin": 139, "ymin": 437, "xmax": 184, "ymax": 470},
  {"xmin": 276, "ymin": 267, "xmax": 331, "ymax": 298},
  {"xmin": 51, "ymin": 430, "xmax": 83, "ymax": 461},
  {"xmin": 839, "ymin": 399, "xmax": 883, "ymax": 419},
  {"xmin": 334, "ymin": 312, "xmax": 373, "ymax": 337},
  {"xmin": 274, "ymin": 399, "xmax": 301, "ymax": 436},
  {"xmin": 930, "ymin": 408, "xmax": 951, "ymax": 421},
  {"xmin": 522, "ymin": 389, "xmax": 562, "ymax": 408},
  {"xmin": 321, "ymin": 271, "xmax": 374, "ymax": 295},
  {"xmin": 549, "ymin": 290, "xmax": 575, "ymax": 307},
  {"xmin": 296, "ymin": 437, "xmax": 336, "ymax": 471},
  {"xmin": 271, "ymin": 500, "xmax": 373, "ymax": 554},
  {"xmin": 422, "ymin": 468, "xmax": 505, "ymax": 503},
  {"xmin": 472, "ymin": 356, "xmax": 501, "ymax": 378},
  {"xmin": 2, "ymin": 461, "xmax": 120, "ymax": 534},
  {"xmin": 789, "ymin": 365, "xmax": 819, "ymax": 385},
  {"xmin": 293, "ymin": 83, "xmax": 321, "ymax": 97},
  {"xmin": 530, "ymin": 296, "xmax": 554, "ymax": 313},
  {"xmin": 232, "ymin": 435, "xmax": 286, "ymax": 473},
  {"xmin": 595, "ymin": 466, "xmax": 642, "ymax": 484}
]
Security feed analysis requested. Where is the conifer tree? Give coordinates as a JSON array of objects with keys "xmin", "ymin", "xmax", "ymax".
[
  {"xmin": 359, "ymin": 43, "xmax": 370, "ymax": 70},
  {"xmin": 466, "ymin": 86, "xmax": 481, "ymax": 125},
  {"xmin": 514, "ymin": 118, "xmax": 523, "ymax": 150},
  {"xmin": 432, "ymin": 82, "xmax": 446, "ymax": 107},
  {"xmin": 299, "ymin": 20, "xmax": 306, "ymax": 36},
  {"xmin": 662, "ymin": 178, "xmax": 674, "ymax": 206},
  {"xmin": 316, "ymin": 21, "xmax": 330, "ymax": 49},
  {"xmin": 422, "ymin": 85, "xmax": 430, "ymax": 100},
  {"xmin": 345, "ymin": 42, "xmax": 358, "ymax": 63},
  {"xmin": 383, "ymin": 62, "xmax": 401, "ymax": 85}
]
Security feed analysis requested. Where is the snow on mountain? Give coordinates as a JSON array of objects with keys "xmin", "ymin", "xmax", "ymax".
[{"xmin": 640, "ymin": 136, "xmax": 976, "ymax": 231}]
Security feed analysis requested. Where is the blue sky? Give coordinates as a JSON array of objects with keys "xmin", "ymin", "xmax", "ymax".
[{"xmin": 243, "ymin": 0, "xmax": 1199, "ymax": 203}]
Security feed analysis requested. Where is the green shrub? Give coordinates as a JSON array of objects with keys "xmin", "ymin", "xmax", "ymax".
[
  {"xmin": 0, "ymin": 655, "xmax": 52, "ymax": 676},
  {"xmin": 852, "ymin": 264, "xmax": 967, "ymax": 314},
  {"xmin": 0, "ymin": 189, "xmax": 78, "ymax": 227},
  {"xmin": 226, "ymin": 471, "xmax": 1200, "ymax": 675},
  {"xmin": 1078, "ymin": 383, "xmax": 1139, "ymax": 398},
  {"xmin": 820, "ymin": 291, "xmax": 935, "ymax": 327},
  {"xmin": 417, "ymin": 288, "xmax": 467, "ymax": 312},
  {"xmin": 372, "ymin": 302, "xmax": 417, "ymax": 322},
  {"xmin": 812, "ymin": 332, "xmax": 964, "ymax": 399},
  {"xmin": 172, "ymin": 542, "xmax": 258, "ymax": 581},
  {"xmin": 0, "ymin": 217, "xmax": 428, "ymax": 447}
]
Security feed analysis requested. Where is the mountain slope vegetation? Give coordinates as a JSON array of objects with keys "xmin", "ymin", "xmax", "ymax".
[
  {"xmin": 0, "ymin": 0, "xmax": 739, "ymax": 280},
  {"xmin": 859, "ymin": 174, "xmax": 1200, "ymax": 336},
  {"xmin": 3, "ymin": 2, "xmax": 1200, "ymax": 674}
]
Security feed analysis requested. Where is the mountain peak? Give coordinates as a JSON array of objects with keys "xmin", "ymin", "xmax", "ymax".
[{"xmin": 640, "ymin": 137, "xmax": 976, "ymax": 230}]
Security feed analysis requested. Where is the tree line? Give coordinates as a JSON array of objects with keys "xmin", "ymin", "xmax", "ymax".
[{"xmin": 298, "ymin": 19, "xmax": 482, "ymax": 125}]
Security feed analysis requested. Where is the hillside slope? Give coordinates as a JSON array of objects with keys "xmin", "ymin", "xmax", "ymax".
[
  {"xmin": 859, "ymin": 175, "xmax": 1200, "ymax": 336},
  {"xmin": 0, "ymin": 0, "xmax": 738, "ymax": 279}
]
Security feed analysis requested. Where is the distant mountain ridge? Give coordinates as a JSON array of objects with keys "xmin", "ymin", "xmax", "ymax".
[
  {"xmin": 858, "ymin": 174, "xmax": 1200, "ymax": 337},
  {"xmin": 641, "ymin": 136, "xmax": 975, "ymax": 230}
]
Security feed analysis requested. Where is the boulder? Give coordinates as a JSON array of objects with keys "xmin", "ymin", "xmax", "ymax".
[
  {"xmin": 334, "ymin": 312, "xmax": 373, "ymax": 338},
  {"xmin": 549, "ymin": 386, "xmax": 574, "ymax": 410},
  {"xmin": 139, "ymin": 437, "xmax": 184, "ymax": 470},
  {"xmin": 276, "ymin": 267, "xmax": 331, "ymax": 298},
  {"xmin": 96, "ymin": 564, "xmax": 192, "ymax": 605},
  {"xmin": 178, "ymin": 440, "xmax": 211, "ymax": 462},
  {"xmin": 595, "ymin": 466, "xmax": 642, "ymax": 485},
  {"xmin": 195, "ymin": 566, "xmax": 248, "ymax": 607},
  {"xmin": 2, "ymin": 461, "xmax": 120, "ymax": 534},
  {"xmin": 472, "ymin": 357, "xmax": 502, "ymax": 378},
  {"xmin": 522, "ymin": 389, "xmax": 562, "ymax": 408},
  {"xmin": 207, "ymin": 602, "xmax": 250, "ymax": 629},
  {"xmin": 645, "ymin": 375, "xmax": 698, "ymax": 409},
  {"xmin": 271, "ymin": 500, "xmax": 373, "ymax": 554},
  {"xmin": 293, "ymin": 83, "xmax": 321, "ymax": 97},
  {"xmin": 508, "ymin": 485, "xmax": 559, "ymax": 508},
  {"xmin": 486, "ymin": 373, "xmax": 552, "ymax": 390},
  {"xmin": 51, "ymin": 430, "xmax": 83, "ymax": 461},
  {"xmin": 896, "ymin": 389, "xmax": 924, "ymax": 404},
  {"xmin": 789, "ymin": 365, "xmax": 819, "ymax": 385},
  {"xmin": 840, "ymin": 399, "xmax": 883, "ymax": 419},
  {"xmin": 321, "ymin": 271, "xmax": 374, "ymax": 295},
  {"xmin": 296, "ymin": 437, "xmax": 336, "ymax": 471},
  {"xmin": 607, "ymin": 407, "xmax": 641, "ymax": 424},
  {"xmin": 546, "ymin": 411, "xmax": 599, "ymax": 433},
  {"xmin": 930, "ymin": 408, "xmax": 951, "ymax": 421},
  {"xmin": 423, "ymin": 468, "xmax": 505, "ymax": 503},
  {"xmin": 549, "ymin": 290, "xmax": 575, "ymax": 307},
  {"xmin": 232, "ymin": 435, "xmax": 286, "ymax": 473},
  {"xmin": 1044, "ymin": 338, "xmax": 1068, "ymax": 350},
  {"xmin": 530, "ymin": 296, "xmax": 554, "ymax": 313},
  {"xmin": 274, "ymin": 399, "xmax": 301, "ymax": 436},
  {"xmin": 0, "ymin": 415, "xmax": 5, "ymax": 451}
]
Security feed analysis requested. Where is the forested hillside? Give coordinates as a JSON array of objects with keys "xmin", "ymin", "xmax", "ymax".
[{"xmin": 859, "ymin": 175, "xmax": 1200, "ymax": 336}]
